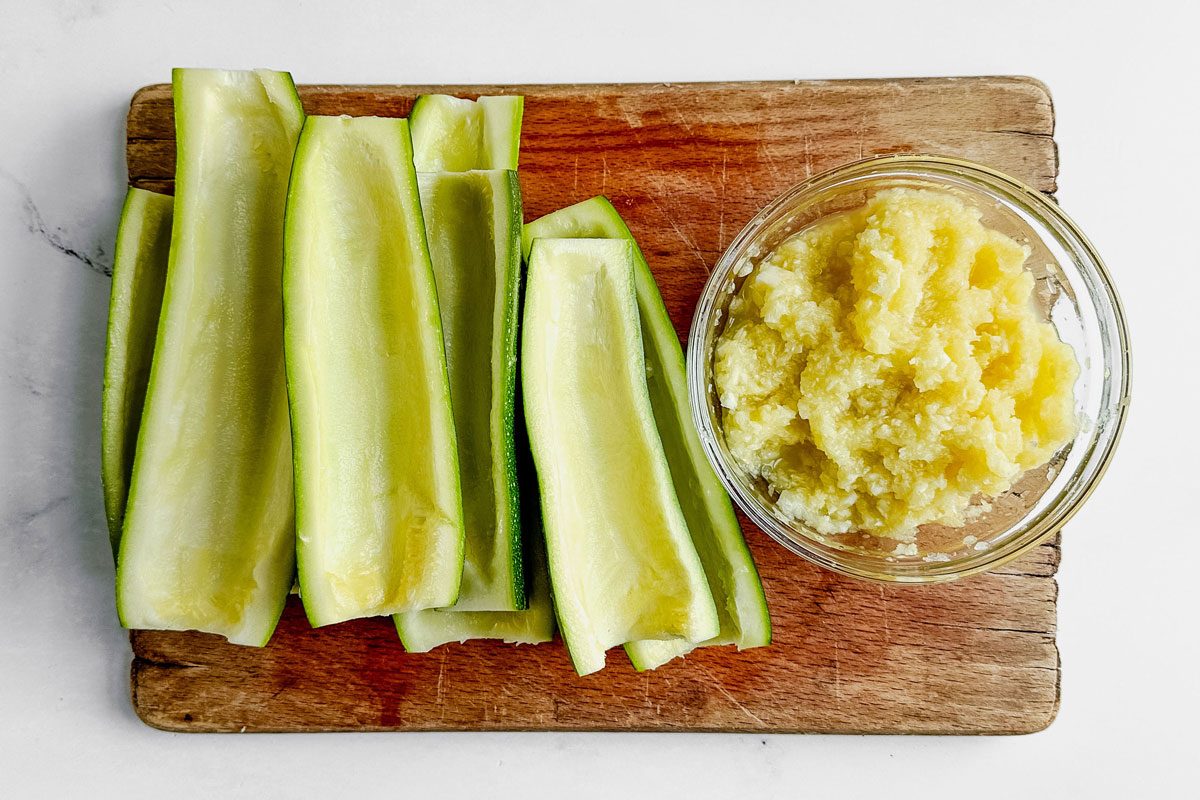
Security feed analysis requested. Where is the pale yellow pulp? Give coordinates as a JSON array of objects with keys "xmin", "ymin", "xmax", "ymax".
[{"xmin": 714, "ymin": 188, "xmax": 1079, "ymax": 541}]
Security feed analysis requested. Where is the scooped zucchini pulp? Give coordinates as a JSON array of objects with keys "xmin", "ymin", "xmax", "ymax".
[{"xmin": 108, "ymin": 77, "xmax": 769, "ymax": 671}]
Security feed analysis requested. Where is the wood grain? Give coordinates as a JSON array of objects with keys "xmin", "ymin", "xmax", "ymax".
[{"xmin": 126, "ymin": 77, "xmax": 1062, "ymax": 735}]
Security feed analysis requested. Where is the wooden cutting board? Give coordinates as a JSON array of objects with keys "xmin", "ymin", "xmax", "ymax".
[{"xmin": 125, "ymin": 76, "xmax": 1061, "ymax": 735}]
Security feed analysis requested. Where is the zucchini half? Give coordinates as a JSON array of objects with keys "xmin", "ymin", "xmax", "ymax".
[
  {"xmin": 101, "ymin": 187, "xmax": 172, "ymax": 556},
  {"xmin": 410, "ymin": 95, "xmax": 523, "ymax": 172},
  {"xmin": 407, "ymin": 170, "xmax": 524, "ymax": 611},
  {"xmin": 522, "ymin": 197, "xmax": 770, "ymax": 670},
  {"xmin": 284, "ymin": 115, "xmax": 465, "ymax": 627},
  {"xmin": 395, "ymin": 95, "xmax": 551, "ymax": 646},
  {"xmin": 116, "ymin": 69, "xmax": 304, "ymax": 646},
  {"xmin": 522, "ymin": 238, "xmax": 719, "ymax": 676}
]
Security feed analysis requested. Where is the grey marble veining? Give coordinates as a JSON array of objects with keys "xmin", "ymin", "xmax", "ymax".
[
  {"xmin": 0, "ymin": 80, "xmax": 131, "ymax": 736},
  {"xmin": 5, "ymin": 169, "xmax": 113, "ymax": 276}
]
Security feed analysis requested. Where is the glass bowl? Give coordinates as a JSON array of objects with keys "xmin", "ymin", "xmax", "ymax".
[{"xmin": 688, "ymin": 155, "xmax": 1131, "ymax": 583}]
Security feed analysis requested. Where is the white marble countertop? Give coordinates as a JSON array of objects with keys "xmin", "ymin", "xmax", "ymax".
[{"xmin": 2, "ymin": 1, "xmax": 1195, "ymax": 796}]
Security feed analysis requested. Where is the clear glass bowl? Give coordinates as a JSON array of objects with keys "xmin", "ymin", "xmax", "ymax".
[{"xmin": 688, "ymin": 155, "xmax": 1131, "ymax": 583}]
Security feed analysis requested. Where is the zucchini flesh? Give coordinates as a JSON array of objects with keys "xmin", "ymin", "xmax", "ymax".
[
  {"xmin": 410, "ymin": 95, "xmax": 523, "ymax": 171},
  {"xmin": 478, "ymin": 97, "xmax": 523, "ymax": 172},
  {"xmin": 409, "ymin": 170, "xmax": 524, "ymax": 611},
  {"xmin": 284, "ymin": 115, "xmax": 465, "ymax": 627},
  {"xmin": 101, "ymin": 187, "xmax": 172, "ymax": 556},
  {"xmin": 522, "ymin": 238, "xmax": 719, "ymax": 676},
  {"xmin": 116, "ymin": 69, "xmax": 304, "ymax": 646},
  {"xmin": 522, "ymin": 197, "xmax": 770, "ymax": 670}
]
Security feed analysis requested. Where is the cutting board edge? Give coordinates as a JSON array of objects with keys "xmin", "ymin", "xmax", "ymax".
[
  {"xmin": 128, "ymin": 73, "xmax": 1056, "ymax": 97},
  {"xmin": 130, "ymin": 664, "xmax": 1062, "ymax": 737}
]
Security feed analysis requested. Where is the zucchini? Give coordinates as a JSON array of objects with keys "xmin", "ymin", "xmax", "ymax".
[
  {"xmin": 522, "ymin": 197, "xmax": 770, "ymax": 670},
  {"xmin": 116, "ymin": 69, "xmax": 304, "ymax": 646},
  {"xmin": 410, "ymin": 170, "xmax": 524, "ymax": 611},
  {"xmin": 395, "ymin": 96, "xmax": 533, "ymax": 643},
  {"xmin": 522, "ymin": 238, "xmax": 719, "ymax": 676},
  {"xmin": 284, "ymin": 115, "xmax": 465, "ymax": 627},
  {"xmin": 101, "ymin": 187, "xmax": 172, "ymax": 556},
  {"xmin": 410, "ymin": 95, "xmax": 523, "ymax": 171}
]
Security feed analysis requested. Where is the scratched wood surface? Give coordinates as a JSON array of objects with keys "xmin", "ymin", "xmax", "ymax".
[{"xmin": 125, "ymin": 77, "xmax": 1062, "ymax": 735}]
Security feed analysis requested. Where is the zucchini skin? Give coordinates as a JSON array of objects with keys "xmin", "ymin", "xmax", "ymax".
[
  {"xmin": 116, "ymin": 69, "xmax": 304, "ymax": 647},
  {"xmin": 523, "ymin": 197, "xmax": 770, "ymax": 671},
  {"xmin": 101, "ymin": 187, "xmax": 173, "ymax": 557},
  {"xmin": 284, "ymin": 115, "xmax": 465, "ymax": 627}
]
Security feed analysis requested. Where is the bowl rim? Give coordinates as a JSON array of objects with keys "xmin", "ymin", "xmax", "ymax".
[{"xmin": 687, "ymin": 154, "xmax": 1132, "ymax": 583}]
